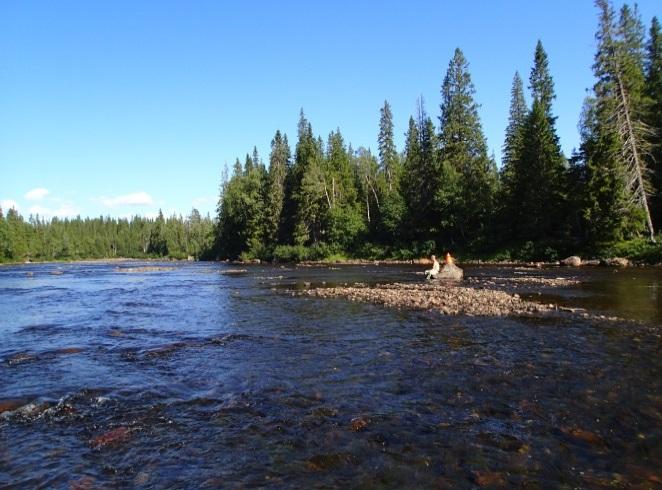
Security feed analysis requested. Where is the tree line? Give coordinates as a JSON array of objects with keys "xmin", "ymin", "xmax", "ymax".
[
  {"xmin": 2, "ymin": 1, "xmax": 660, "ymax": 264},
  {"xmin": 216, "ymin": 1, "xmax": 662, "ymax": 262},
  {"xmin": 0, "ymin": 208, "xmax": 214, "ymax": 262}
]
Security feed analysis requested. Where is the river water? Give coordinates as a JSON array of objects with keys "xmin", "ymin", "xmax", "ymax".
[{"xmin": 0, "ymin": 262, "xmax": 660, "ymax": 488}]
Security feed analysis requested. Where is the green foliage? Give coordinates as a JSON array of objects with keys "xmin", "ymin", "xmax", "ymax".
[
  {"xmin": 378, "ymin": 100, "xmax": 399, "ymax": 192},
  {"xmin": 264, "ymin": 130, "xmax": 290, "ymax": 245},
  {"xmin": 581, "ymin": 0, "xmax": 653, "ymax": 242},
  {"xmin": 402, "ymin": 101, "xmax": 440, "ymax": 239},
  {"xmin": 326, "ymin": 205, "xmax": 366, "ymax": 250},
  {"xmin": 506, "ymin": 42, "xmax": 568, "ymax": 243},
  {"xmin": 500, "ymin": 71, "xmax": 528, "ymax": 235},
  {"xmin": 438, "ymin": 48, "xmax": 498, "ymax": 247},
  {"xmin": 0, "ymin": 208, "xmax": 214, "ymax": 263},
  {"xmin": 209, "ymin": 12, "xmax": 662, "ymax": 263},
  {"xmin": 595, "ymin": 235, "xmax": 662, "ymax": 263},
  {"xmin": 646, "ymin": 17, "xmax": 662, "ymax": 226}
]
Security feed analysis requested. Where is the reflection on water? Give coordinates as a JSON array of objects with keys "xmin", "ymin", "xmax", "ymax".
[{"xmin": 0, "ymin": 262, "xmax": 660, "ymax": 487}]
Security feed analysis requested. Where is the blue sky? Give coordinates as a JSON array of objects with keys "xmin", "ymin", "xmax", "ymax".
[{"xmin": 1, "ymin": 1, "xmax": 659, "ymax": 220}]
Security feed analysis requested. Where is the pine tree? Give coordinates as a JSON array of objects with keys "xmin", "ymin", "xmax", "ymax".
[
  {"xmin": 289, "ymin": 110, "xmax": 327, "ymax": 245},
  {"xmin": 499, "ymin": 72, "xmax": 529, "ymax": 240},
  {"xmin": 502, "ymin": 72, "xmax": 528, "ymax": 182},
  {"xmin": 378, "ymin": 100, "xmax": 398, "ymax": 192},
  {"xmin": 530, "ymin": 41, "xmax": 555, "ymax": 114},
  {"xmin": 401, "ymin": 99, "xmax": 440, "ymax": 239},
  {"xmin": 513, "ymin": 41, "xmax": 567, "ymax": 243},
  {"xmin": 264, "ymin": 130, "xmax": 290, "ymax": 246},
  {"xmin": 148, "ymin": 210, "xmax": 168, "ymax": 256},
  {"xmin": 646, "ymin": 16, "xmax": 662, "ymax": 227},
  {"xmin": 579, "ymin": 97, "xmax": 636, "ymax": 242},
  {"xmin": 0, "ymin": 207, "xmax": 7, "ymax": 260},
  {"xmin": 438, "ymin": 48, "xmax": 497, "ymax": 247},
  {"xmin": 326, "ymin": 129, "xmax": 356, "ymax": 208},
  {"xmin": 586, "ymin": 0, "xmax": 654, "ymax": 242}
]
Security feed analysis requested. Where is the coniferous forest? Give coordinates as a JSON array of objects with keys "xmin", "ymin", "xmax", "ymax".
[{"xmin": 2, "ymin": 1, "xmax": 662, "ymax": 264}]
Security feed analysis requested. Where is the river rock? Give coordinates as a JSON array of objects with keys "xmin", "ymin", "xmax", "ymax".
[
  {"xmin": 437, "ymin": 263, "xmax": 464, "ymax": 281},
  {"xmin": 560, "ymin": 256, "xmax": 581, "ymax": 267},
  {"xmin": 601, "ymin": 257, "xmax": 631, "ymax": 267},
  {"xmin": 90, "ymin": 426, "xmax": 132, "ymax": 448}
]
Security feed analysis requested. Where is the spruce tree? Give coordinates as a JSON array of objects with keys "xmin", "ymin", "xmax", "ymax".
[
  {"xmin": 530, "ymin": 41, "xmax": 555, "ymax": 114},
  {"xmin": 401, "ymin": 100, "xmax": 440, "ymax": 239},
  {"xmin": 438, "ymin": 48, "xmax": 497, "ymax": 247},
  {"xmin": 502, "ymin": 72, "xmax": 528, "ymax": 180},
  {"xmin": 378, "ymin": 100, "xmax": 398, "ymax": 192},
  {"xmin": 579, "ymin": 97, "xmax": 635, "ymax": 242},
  {"xmin": 646, "ymin": 17, "xmax": 662, "ymax": 227},
  {"xmin": 500, "ymin": 72, "xmax": 528, "ymax": 240},
  {"xmin": 265, "ymin": 130, "xmax": 290, "ymax": 246},
  {"xmin": 0, "ymin": 207, "xmax": 7, "ymax": 260},
  {"xmin": 401, "ymin": 115, "xmax": 421, "ymax": 217},
  {"xmin": 586, "ymin": 0, "xmax": 654, "ymax": 241},
  {"xmin": 290, "ymin": 110, "xmax": 327, "ymax": 245},
  {"xmin": 513, "ymin": 41, "xmax": 567, "ymax": 243}
]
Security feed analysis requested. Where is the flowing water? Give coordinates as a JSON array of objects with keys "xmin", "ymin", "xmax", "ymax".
[{"xmin": 0, "ymin": 261, "xmax": 660, "ymax": 488}]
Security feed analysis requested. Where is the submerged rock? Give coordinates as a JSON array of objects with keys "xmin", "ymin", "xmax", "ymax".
[
  {"xmin": 350, "ymin": 416, "xmax": 370, "ymax": 432},
  {"xmin": 90, "ymin": 426, "xmax": 132, "ymax": 448},
  {"xmin": 0, "ymin": 398, "xmax": 30, "ymax": 415}
]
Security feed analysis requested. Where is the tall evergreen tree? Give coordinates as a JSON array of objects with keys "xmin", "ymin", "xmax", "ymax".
[
  {"xmin": 646, "ymin": 16, "xmax": 662, "ymax": 227},
  {"xmin": 438, "ymin": 48, "xmax": 497, "ymax": 246},
  {"xmin": 265, "ymin": 130, "xmax": 290, "ymax": 246},
  {"xmin": 378, "ymin": 100, "xmax": 398, "ymax": 192},
  {"xmin": 0, "ymin": 207, "xmax": 8, "ymax": 260},
  {"xmin": 586, "ymin": 0, "xmax": 654, "ymax": 241},
  {"xmin": 402, "ymin": 100, "xmax": 440, "ymax": 239},
  {"xmin": 290, "ymin": 110, "xmax": 327, "ymax": 245},
  {"xmin": 579, "ymin": 96, "xmax": 636, "ymax": 242},
  {"xmin": 513, "ymin": 41, "xmax": 567, "ymax": 242},
  {"xmin": 499, "ymin": 71, "xmax": 529, "ymax": 240},
  {"xmin": 148, "ymin": 210, "xmax": 168, "ymax": 255},
  {"xmin": 529, "ymin": 41, "xmax": 555, "ymax": 114},
  {"xmin": 502, "ymin": 72, "xmax": 528, "ymax": 180}
]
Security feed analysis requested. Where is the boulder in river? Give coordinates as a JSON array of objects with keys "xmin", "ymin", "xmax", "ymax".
[
  {"xmin": 560, "ymin": 256, "xmax": 581, "ymax": 267},
  {"xmin": 437, "ymin": 262, "xmax": 463, "ymax": 281}
]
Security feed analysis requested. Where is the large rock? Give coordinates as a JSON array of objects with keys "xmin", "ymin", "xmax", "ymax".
[
  {"xmin": 436, "ymin": 262, "xmax": 463, "ymax": 281},
  {"xmin": 561, "ymin": 256, "xmax": 582, "ymax": 267}
]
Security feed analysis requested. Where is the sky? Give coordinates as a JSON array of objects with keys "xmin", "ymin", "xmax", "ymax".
[{"xmin": 1, "ymin": 0, "xmax": 660, "ymax": 220}]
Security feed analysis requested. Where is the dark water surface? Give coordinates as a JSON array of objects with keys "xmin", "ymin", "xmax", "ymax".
[{"xmin": 0, "ymin": 262, "xmax": 660, "ymax": 488}]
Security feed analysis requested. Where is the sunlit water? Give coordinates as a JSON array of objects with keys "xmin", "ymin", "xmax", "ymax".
[{"xmin": 0, "ymin": 262, "xmax": 660, "ymax": 487}]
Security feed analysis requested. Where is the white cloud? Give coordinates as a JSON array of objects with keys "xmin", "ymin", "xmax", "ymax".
[
  {"xmin": 28, "ymin": 203, "xmax": 80, "ymax": 219},
  {"xmin": 0, "ymin": 199, "xmax": 19, "ymax": 211},
  {"xmin": 24, "ymin": 187, "xmax": 50, "ymax": 201},
  {"xmin": 99, "ymin": 192, "xmax": 154, "ymax": 207}
]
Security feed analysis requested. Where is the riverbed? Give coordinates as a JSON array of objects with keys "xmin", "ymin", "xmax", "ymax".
[{"xmin": 0, "ymin": 262, "xmax": 660, "ymax": 487}]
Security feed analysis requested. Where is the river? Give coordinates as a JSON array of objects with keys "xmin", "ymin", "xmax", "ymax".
[{"xmin": 0, "ymin": 261, "xmax": 660, "ymax": 487}]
